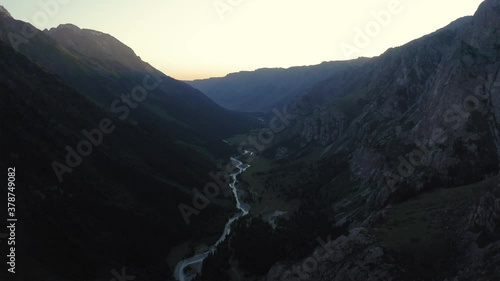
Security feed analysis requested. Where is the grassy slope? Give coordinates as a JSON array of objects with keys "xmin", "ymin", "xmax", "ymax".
[{"xmin": 374, "ymin": 174, "xmax": 499, "ymax": 280}]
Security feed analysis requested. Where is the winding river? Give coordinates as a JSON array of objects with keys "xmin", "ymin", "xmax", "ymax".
[{"xmin": 174, "ymin": 157, "xmax": 250, "ymax": 281}]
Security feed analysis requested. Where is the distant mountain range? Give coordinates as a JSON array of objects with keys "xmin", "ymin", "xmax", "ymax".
[{"xmin": 188, "ymin": 59, "xmax": 369, "ymax": 113}]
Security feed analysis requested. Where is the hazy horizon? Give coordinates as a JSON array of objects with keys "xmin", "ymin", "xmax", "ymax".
[{"xmin": 2, "ymin": 0, "xmax": 484, "ymax": 80}]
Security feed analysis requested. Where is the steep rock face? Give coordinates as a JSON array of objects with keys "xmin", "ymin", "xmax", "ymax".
[
  {"xmin": 299, "ymin": 105, "xmax": 348, "ymax": 146},
  {"xmin": 274, "ymin": 0, "xmax": 500, "ymax": 219},
  {"xmin": 260, "ymin": 1, "xmax": 500, "ymax": 280},
  {"xmin": 0, "ymin": 5, "xmax": 11, "ymax": 18},
  {"xmin": 46, "ymin": 24, "xmax": 144, "ymax": 71}
]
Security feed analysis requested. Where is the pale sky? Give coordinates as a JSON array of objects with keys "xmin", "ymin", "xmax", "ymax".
[{"xmin": 1, "ymin": 0, "xmax": 484, "ymax": 80}]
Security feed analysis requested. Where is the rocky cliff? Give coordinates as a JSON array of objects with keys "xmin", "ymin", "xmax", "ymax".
[{"xmin": 262, "ymin": 0, "xmax": 500, "ymax": 279}]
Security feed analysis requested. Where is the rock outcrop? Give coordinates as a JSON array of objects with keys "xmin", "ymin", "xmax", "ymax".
[
  {"xmin": 275, "ymin": 0, "xmax": 500, "ymax": 219},
  {"xmin": 468, "ymin": 192, "xmax": 500, "ymax": 233},
  {"xmin": 267, "ymin": 228, "xmax": 399, "ymax": 281}
]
